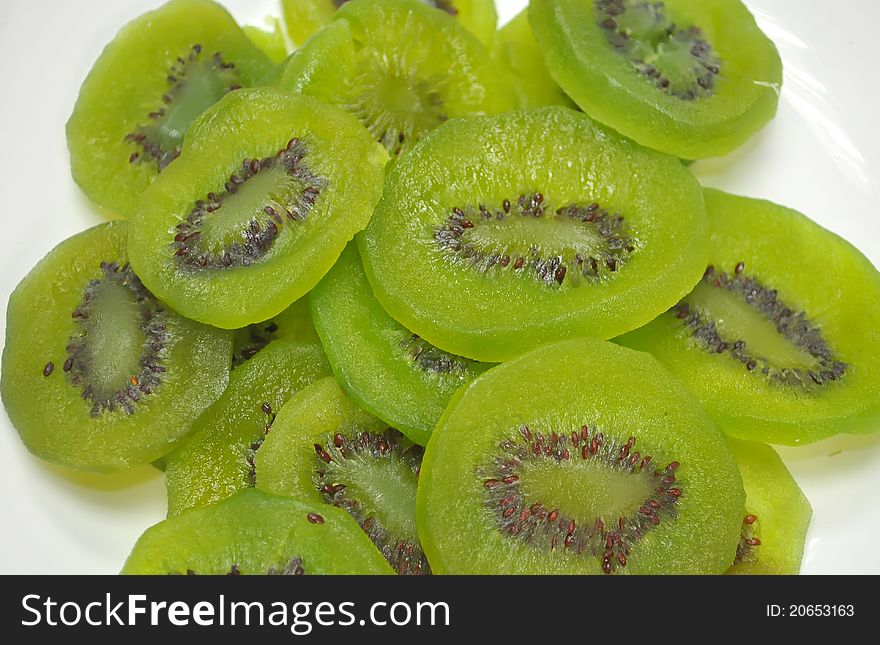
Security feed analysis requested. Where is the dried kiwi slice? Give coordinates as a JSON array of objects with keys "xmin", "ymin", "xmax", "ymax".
[
  {"xmin": 128, "ymin": 88, "xmax": 387, "ymax": 329},
  {"xmin": 0, "ymin": 222, "xmax": 232, "ymax": 472},
  {"xmin": 418, "ymin": 338, "xmax": 744, "ymax": 574},
  {"xmin": 256, "ymin": 378, "xmax": 429, "ymax": 574},
  {"xmin": 491, "ymin": 10, "xmax": 575, "ymax": 109},
  {"xmin": 725, "ymin": 439, "xmax": 811, "ymax": 575},
  {"xmin": 529, "ymin": 0, "xmax": 781, "ymax": 159},
  {"xmin": 242, "ymin": 18, "xmax": 289, "ymax": 64},
  {"xmin": 66, "ymin": 0, "xmax": 273, "ymax": 218},
  {"xmin": 122, "ymin": 488, "xmax": 393, "ymax": 574},
  {"xmin": 276, "ymin": 0, "xmax": 516, "ymax": 158},
  {"xmin": 164, "ymin": 339, "xmax": 330, "ymax": 516},
  {"xmin": 359, "ymin": 107, "xmax": 708, "ymax": 361},
  {"xmin": 153, "ymin": 298, "xmax": 316, "ymax": 478},
  {"xmin": 281, "ymin": 0, "xmax": 497, "ymax": 48},
  {"xmin": 310, "ymin": 244, "xmax": 490, "ymax": 445},
  {"xmin": 618, "ymin": 189, "xmax": 880, "ymax": 445}
]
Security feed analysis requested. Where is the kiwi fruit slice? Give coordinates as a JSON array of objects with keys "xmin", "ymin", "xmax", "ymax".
[
  {"xmin": 232, "ymin": 295, "xmax": 319, "ymax": 367},
  {"xmin": 256, "ymin": 377, "xmax": 429, "ymax": 574},
  {"xmin": 122, "ymin": 488, "xmax": 393, "ymax": 574},
  {"xmin": 243, "ymin": 19, "xmax": 289, "ymax": 64},
  {"xmin": 276, "ymin": 0, "xmax": 516, "ymax": 158},
  {"xmin": 66, "ymin": 0, "xmax": 274, "ymax": 218},
  {"xmin": 310, "ymin": 244, "xmax": 491, "ymax": 445},
  {"xmin": 492, "ymin": 10, "xmax": 575, "ymax": 109},
  {"xmin": 281, "ymin": 0, "xmax": 497, "ymax": 48},
  {"xmin": 618, "ymin": 189, "xmax": 880, "ymax": 445},
  {"xmin": 1, "ymin": 222, "xmax": 232, "ymax": 472},
  {"xmin": 418, "ymin": 338, "xmax": 744, "ymax": 574},
  {"xmin": 725, "ymin": 439, "xmax": 811, "ymax": 575},
  {"xmin": 528, "ymin": 0, "xmax": 782, "ymax": 159},
  {"xmin": 164, "ymin": 339, "xmax": 331, "ymax": 516},
  {"xmin": 128, "ymin": 88, "xmax": 387, "ymax": 329},
  {"xmin": 359, "ymin": 106, "xmax": 708, "ymax": 361}
]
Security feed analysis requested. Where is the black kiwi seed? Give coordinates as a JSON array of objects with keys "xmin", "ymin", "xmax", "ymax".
[
  {"xmin": 232, "ymin": 320, "xmax": 286, "ymax": 367},
  {"xmin": 674, "ymin": 263, "xmax": 848, "ymax": 388},
  {"xmin": 65, "ymin": 261, "xmax": 169, "ymax": 417},
  {"xmin": 245, "ymin": 403, "xmax": 277, "ymax": 486},
  {"xmin": 268, "ymin": 556, "xmax": 306, "ymax": 575},
  {"xmin": 172, "ymin": 139, "xmax": 325, "ymax": 271},
  {"xmin": 434, "ymin": 193, "xmax": 636, "ymax": 287},
  {"xmin": 735, "ymin": 514, "xmax": 761, "ymax": 565},
  {"xmin": 478, "ymin": 424, "xmax": 682, "ymax": 575},
  {"xmin": 179, "ymin": 556, "xmax": 306, "ymax": 576},
  {"xmin": 125, "ymin": 44, "xmax": 241, "ymax": 171},
  {"xmin": 42, "ymin": 362, "xmax": 54, "ymax": 377},
  {"xmin": 233, "ymin": 330, "xmax": 274, "ymax": 367},
  {"xmin": 313, "ymin": 429, "xmax": 429, "ymax": 575},
  {"xmin": 596, "ymin": 0, "xmax": 722, "ymax": 101},
  {"xmin": 402, "ymin": 333, "xmax": 471, "ymax": 374}
]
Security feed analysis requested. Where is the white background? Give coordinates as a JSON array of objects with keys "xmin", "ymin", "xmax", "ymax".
[{"xmin": 0, "ymin": 0, "xmax": 878, "ymax": 573}]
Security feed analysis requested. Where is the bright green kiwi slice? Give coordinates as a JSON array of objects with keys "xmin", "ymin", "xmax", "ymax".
[
  {"xmin": 242, "ymin": 18, "xmax": 289, "ymax": 64},
  {"xmin": 128, "ymin": 88, "xmax": 387, "ymax": 329},
  {"xmin": 256, "ymin": 378, "xmax": 429, "ymax": 574},
  {"xmin": 418, "ymin": 338, "xmax": 744, "ymax": 574},
  {"xmin": 725, "ymin": 439, "xmax": 811, "ymax": 575},
  {"xmin": 122, "ymin": 488, "xmax": 393, "ymax": 574},
  {"xmin": 359, "ymin": 106, "xmax": 708, "ymax": 361},
  {"xmin": 276, "ymin": 0, "xmax": 516, "ymax": 158},
  {"xmin": 164, "ymin": 339, "xmax": 330, "ymax": 516},
  {"xmin": 232, "ymin": 295, "xmax": 319, "ymax": 367},
  {"xmin": 491, "ymin": 10, "xmax": 575, "ymax": 109},
  {"xmin": 618, "ymin": 189, "xmax": 880, "ymax": 445},
  {"xmin": 529, "ymin": 0, "xmax": 782, "ymax": 159},
  {"xmin": 310, "ymin": 244, "xmax": 491, "ymax": 445},
  {"xmin": 281, "ymin": 0, "xmax": 497, "ymax": 48},
  {"xmin": 0, "ymin": 222, "xmax": 232, "ymax": 472},
  {"xmin": 66, "ymin": 0, "xmax": 273, "ymax": 218}
]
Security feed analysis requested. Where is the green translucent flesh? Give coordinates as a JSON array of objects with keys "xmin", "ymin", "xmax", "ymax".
[
  {"xmin": 164, "ymin": 340, "xmax": 331, "ymax": 516},
  {"xmin": 329, "ymin": 446, "xmax": 418, "ymax": 540},
  {"xmin": 281, "ymin": 0, "xmax": 497, "ymax": 48},
  {"xmin": 281, "ymin": 0, "xmax": 336, "ymax": 46},
  {"xmin": 66, "ymin": 0, "xmax": 273, "ymax": 218},
  {"xmin": 0, "ymin": 222, "xmax": 232, "ymax": 473},
  {"xmin": 127, "ymin": 88, "xmax": 387, "ymax": 329},
  {"xmin": 198, "ymin": 170, "xmax": 301, "ymax": 252},
  {"xmin": 310, "ymin": 244, "xmax": 490, "ymax": 445},
  {"xmin": 442, "ymin": 0, "xmax": 498, "ymax": 47},
  {"xmin": 232, "ymin": 295, "xmax": 320, "ymax": 367},
  {"xmin": 618, "ymin": 189, "xmax": 880, "ymax": 445},
  {"xmin": 243, "ymin": 20, "xmax": 289, "ymax": 64},
  {"xmin": 491, "ymin": 10, "xmax": 575, "ymax": 109},
  {"xmin": 725, "ymin": 439, "xmax": 811, "ymax": 575},
  {"xmin": 359, "ymin": 106, "xmax": 708, "ymax": 362},
  {"xmin": 255, "ymin": 378, "xmax": 421, "ymax": 556},
  {"xmin": 145, "ymin": 61, "xmax": 232, "ymax": 155},
  {"xmin": 276, "ymin": 0, "xmax": 515, "ymax": 158},
  {"xmin": 688, "ymin": 282, "xmax": 816, "ymax": 368},
  {"xmin": 418, "ymin": 339, "xmax": 743, "ymax": 574},
  {"xmin": 519, "ymin": 460, "xmax": 653, "ymax": 521},
  {"xmin": 529, "ymin": 0, "xmax": 782, "ymax": 159},
  {"xmin": 122, "ymin": 489, "xmax": 393, "ymax": 574},
  {"xmin": 81, "ymin": 282, "xmax": 147, "ymax": 397}
]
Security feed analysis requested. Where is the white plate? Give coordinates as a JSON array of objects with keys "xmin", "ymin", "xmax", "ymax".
[{"xmin": 0, "ymin": 0, "xmax": 878, "ymax": 574}]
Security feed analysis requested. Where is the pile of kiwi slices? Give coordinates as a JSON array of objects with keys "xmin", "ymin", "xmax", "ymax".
[{"xmin": 2, "ymin": 0, "xmax": 878, "ymax": 576}]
